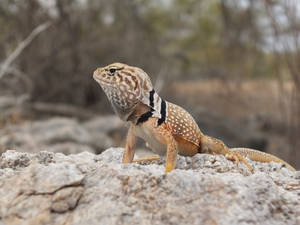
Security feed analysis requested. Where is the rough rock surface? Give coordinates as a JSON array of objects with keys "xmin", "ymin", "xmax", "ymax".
[{"xmin": 0, "ymin": 148, "xmax": 299, "ymax": 225}]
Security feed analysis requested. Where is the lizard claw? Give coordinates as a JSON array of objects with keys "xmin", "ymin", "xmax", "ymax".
[
  {"xmin": 226, "ymin": 152, "xmax": 254, "ymax": 173},
  {"xmin": 165, "ymin": 163, "xmax": 175, "ymax": 173},
  {"xmin": 225, "ymin": 153, "xmax": 239, "ymax": 164}
]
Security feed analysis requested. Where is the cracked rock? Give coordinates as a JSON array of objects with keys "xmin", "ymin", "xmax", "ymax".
[
  {"xmin": 51, "ymin": 186, "xmax": 84, "ymax": 213},
  {"xmin": 0, "ymin": 148, "xmax": 299, "ymax": 225}
]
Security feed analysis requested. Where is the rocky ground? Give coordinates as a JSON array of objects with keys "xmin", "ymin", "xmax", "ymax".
[
  {"xmin": 0, "ymin": 148, "xmax": 299, "ymax": 225},
  {"xmin": 0, "ymin": 113, "xmax": 269, "ymax": 156},
  {"xmin": 0, "ymin": 99, "xmax": 298, "ymax": 225},
  {"xmin": 0, "ymin": 116, "xmax": 124, "ymax": 155}
]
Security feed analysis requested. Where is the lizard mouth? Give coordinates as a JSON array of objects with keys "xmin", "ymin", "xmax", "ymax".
[{"xmin": 93, "ymin": 72, "xmax": 113, "ymax": 86}]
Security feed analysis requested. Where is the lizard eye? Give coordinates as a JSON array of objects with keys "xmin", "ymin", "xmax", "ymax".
[{"xmin": 109, "ymin": 68, "xmax": 116, "ymax": 75}]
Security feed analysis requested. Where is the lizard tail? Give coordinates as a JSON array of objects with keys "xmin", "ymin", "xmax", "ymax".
[{"xmin": 230, "ymin": 148, "xmax": 296, "ymax": 171}]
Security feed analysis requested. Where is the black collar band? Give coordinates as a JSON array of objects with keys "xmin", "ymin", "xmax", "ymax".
[
  {"xmin": 136, "ymin": 110, "xmax": 153, "ymax": 125},
  {"xmin": 157, "ymin": 99, "xmax": 166, "ymax": 125}
]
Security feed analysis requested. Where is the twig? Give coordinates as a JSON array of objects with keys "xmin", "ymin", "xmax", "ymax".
[
  {"xmin": 0, "ymin": 22, "xmax": 51, "ymax": 79},
  {"xmin": 28, "ymin": 102, "xmax": 97, "ymax": 120},
  {"xmin": 154, "ymin": 65, "xmax": 168, "ymax": 93}
]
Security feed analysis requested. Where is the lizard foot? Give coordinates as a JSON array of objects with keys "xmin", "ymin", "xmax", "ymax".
[
  {"xmin": 225, "ymin": 152, "xmax": 254, "ymax": 173},
  {"xmin": 133, "ymin": 155, "xmax": 160, "ymax": 164},
  {"xmin": 165, "ymin": 163, "xmax": 176, "ymax": 173}
]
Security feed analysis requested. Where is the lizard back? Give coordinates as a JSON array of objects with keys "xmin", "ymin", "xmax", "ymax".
[{"xmin": 166, "ymin": 102, "xmax": 203, "ymax": 147}]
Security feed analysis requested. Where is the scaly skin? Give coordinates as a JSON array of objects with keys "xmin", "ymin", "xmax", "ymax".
[{"xmin": 93, "ymin": 62, "xmax": 296, "ymax": 173}]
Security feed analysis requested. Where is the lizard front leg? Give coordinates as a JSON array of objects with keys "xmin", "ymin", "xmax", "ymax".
[
  {"xmin": 153, "ymin": 124, "xmax": 178, "ymax": 173},
  {"xmin": 140, "ymin": 118, "xmax": 178, "ymax": 173},
  {"xmin": 122, "ymin": 124, "xmax": 137, "ymax": 163},
  {"xmin": 201, "ymin": 135, "xmax": 254, "ymax": 173},
  {"xmin": 164, "ymin": 132, "xmax": 178, "ymax": 173}
]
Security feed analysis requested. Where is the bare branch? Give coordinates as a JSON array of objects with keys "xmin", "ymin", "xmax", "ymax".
[
  {"xmin": 154, "ymin": 65, "xmax": 168, "ymax": 93},
  {"xmin": 0, "ymin": 21, "xmax": 51, "ymax": 79}
]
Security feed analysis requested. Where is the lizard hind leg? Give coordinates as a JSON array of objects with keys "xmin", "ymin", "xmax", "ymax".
[
  {"xmin": 201, "ymin": 135, "xmax": 254, "ymax": 173},
  {"xmin": 133, "ymin": 155, "xmax": 160, "ymax": 164},
  {"xmin": 225, "ymin": 151, "xmax": 254, "ymax": 173},
  {"xmin": 231, "ymin": 148, "xmax": 296, "ymax": 171},
  {"xmin": 132, "ymin": 141, "xmax": 160, "ymax": 164}
]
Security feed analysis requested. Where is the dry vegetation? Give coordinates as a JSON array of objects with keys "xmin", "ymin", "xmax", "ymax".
[{"xmin": 171, "ymin": 80, "xmax": 294, "ymax": 119}]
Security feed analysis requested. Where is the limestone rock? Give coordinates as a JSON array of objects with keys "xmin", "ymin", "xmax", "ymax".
[
  {"xmin": 83, "ymin": 115, "xmax": 123, "ymax": 133},
  {"xmin": 0, "ymin": 148, "xmax": 299, "ymax": 225},
  {"xmin": 0, "ymin": 117, "xmax": 114, "ymax": 155}
]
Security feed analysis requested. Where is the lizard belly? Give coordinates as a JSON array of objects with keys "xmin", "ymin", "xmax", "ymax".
[
  {"xmin": 135, "ymin": 124, "xmax": 199, "ymax": 156},
  {"xmin": 135, "ymin": 125, "xmax": 167, "ymax": 156}
]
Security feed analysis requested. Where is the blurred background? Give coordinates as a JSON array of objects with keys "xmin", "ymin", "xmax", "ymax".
[{"xmin": 0, "ymin": 0, "xmax": 299, "ymax": 169}]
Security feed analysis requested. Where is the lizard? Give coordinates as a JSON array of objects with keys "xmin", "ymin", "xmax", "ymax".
[{"xmin": 93, "ymin": 62, "xmax": 296, "ymax": 173}]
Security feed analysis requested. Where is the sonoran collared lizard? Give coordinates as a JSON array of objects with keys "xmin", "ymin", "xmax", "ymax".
[{"xmin": 93, "ymin": 62, "xmax": 296, "ymax": 173}]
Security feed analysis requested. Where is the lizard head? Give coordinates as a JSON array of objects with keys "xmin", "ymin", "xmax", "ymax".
[{"xmin": 93, "ymin": 62, "xmax": 154, "ymax": 120}]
